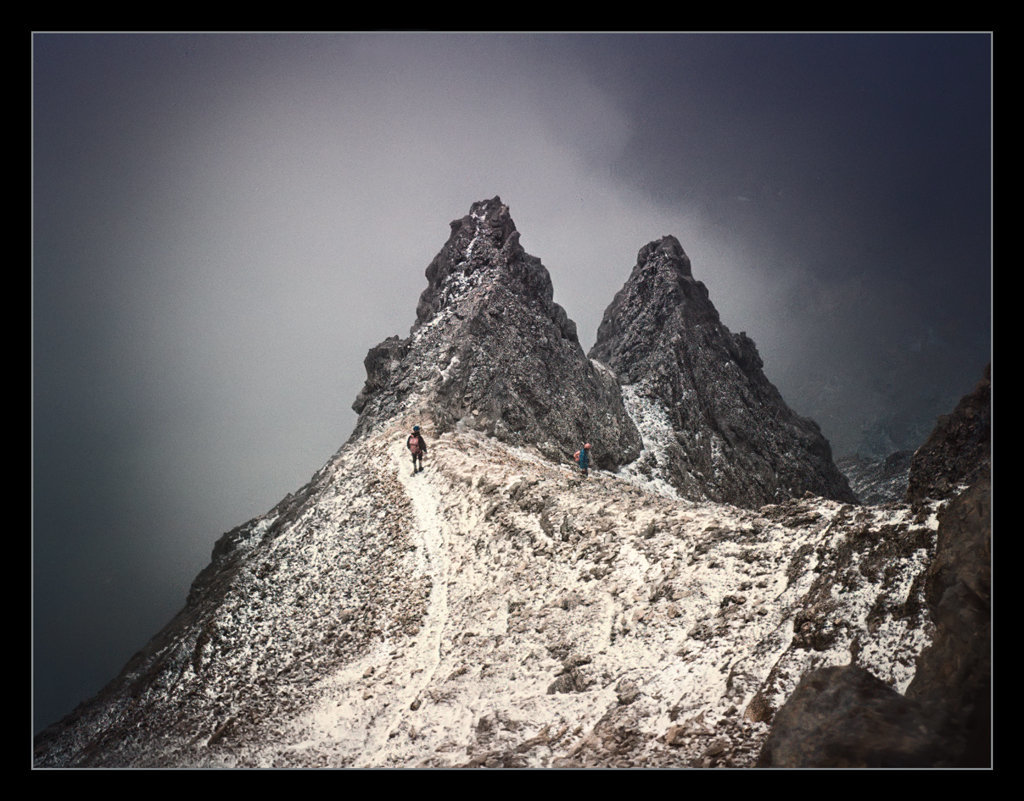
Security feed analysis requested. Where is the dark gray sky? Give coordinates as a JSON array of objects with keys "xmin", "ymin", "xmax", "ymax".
[{"xmin": 32, "ymin": 32, "xmax": 991, "ymax": 733}]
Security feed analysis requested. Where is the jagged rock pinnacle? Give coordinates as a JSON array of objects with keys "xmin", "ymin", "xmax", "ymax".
[
  {"xmin": 635, "ymin": 235, "xmax": 692, "ymax": 278},
  {"xmin": 415, "ymin": 196, "xmax": 527, "ymax": 327},
  {"xmin": 352, "ymin": 198, "xmax": 642, "ymax": 469},
  {"xmin": 591, "ymin": 237, "xmax": 856, "ymax": 507}
]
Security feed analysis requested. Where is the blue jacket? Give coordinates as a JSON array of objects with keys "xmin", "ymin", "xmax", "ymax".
[{"xmin": 577, "ymin": 447, "xmax": 590, "ymax": 469}]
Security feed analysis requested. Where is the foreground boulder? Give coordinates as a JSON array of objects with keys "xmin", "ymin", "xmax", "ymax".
[{"xmin": 756, "ymin": 665, "xmax": 949, "ymax": 767}]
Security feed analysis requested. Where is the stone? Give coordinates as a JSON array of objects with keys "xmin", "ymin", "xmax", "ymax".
[{"xmin": 756, "ymin": 665, "xmax": 947, "ymax": 768}]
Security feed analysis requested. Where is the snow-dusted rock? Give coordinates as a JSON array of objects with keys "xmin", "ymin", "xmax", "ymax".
[
  {"xmin": 758, "ymin": 470, "xmax": 990, "ymax": 768},
  {"xmin": 591, "ymin": 236, "xmax": 856, "ymax": 507},
  {"xmin": 836, "ymin": 451, "xmax": 913, "ymax": 505},
  {"xmin": 350, "ymin": 197, "xmax": 641, "ymax": 471},
  {"xmin": 34, "ymin": 421, "xmax": 942, "ymax": 768}
]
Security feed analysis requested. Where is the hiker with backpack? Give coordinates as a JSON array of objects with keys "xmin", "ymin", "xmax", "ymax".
[
  {"xmin": 407, "ymin": 425, "xmax": 428, "ymax": 474},
  {"xmin": 574, "ymin": 442, "xmax": 592, "ymax": 478}
]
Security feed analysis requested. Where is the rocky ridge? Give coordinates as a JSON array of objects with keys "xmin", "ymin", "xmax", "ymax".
[
  {"xmin": 836, "ymin": 451, "xmax": 913, "ymax": 505},
  {"xmin": 905, "ymin": 363, "xmax": 990, "ymax": 504},
  {"xmin": 590, "ymin": 236, "xmax": 856, "ymax": 507},
  {"xmin": 34, "ymin": 420, "xmax": 942, "ymax": 768}
]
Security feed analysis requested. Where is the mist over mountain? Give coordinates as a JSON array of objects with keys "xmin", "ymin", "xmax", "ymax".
[{"xmin": 34, "ymin": 199, "xmax": 990, "ymax": 769}]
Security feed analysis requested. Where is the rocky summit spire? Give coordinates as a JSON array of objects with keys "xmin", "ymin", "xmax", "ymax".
[
  {"xmin": 352, "ymin": 197, "xmax": 642, "ymax": 469},
  {"xmin": 590, "ymin": 237, "xmax": 856, "ymax": 506}
]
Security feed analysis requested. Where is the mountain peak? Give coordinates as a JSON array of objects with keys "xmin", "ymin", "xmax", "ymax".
[
  {"xmin": 352, "ymin": 199, "xmax": 642, "ymax": 468},
  {"xmin": 466, "ymin": 195, "xmax": 514, "ymax": 231},
  {"xmin": 415, "ymin": 196, "xmax": 529, "ymax": 328},
  {"xmin": 591, "ymin": 238, "xmax": 855, "ymax": 507},
  {"xmin": 637, "ymin": 235, "xmax": 692, "ymax": 278},
  {"xmin": 448, "ymin": 196, "xmax": 518, "ymax": 255}
]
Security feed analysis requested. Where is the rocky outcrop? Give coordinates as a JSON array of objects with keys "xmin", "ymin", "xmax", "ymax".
[
  {"xmin": 836, "ymin": 451, "xmax": 913, "ymax": 505},
  {"xmin": 590, "ymin": 236, "xmax": 855, "ymax": 507},
  {"xmin": 757, "ymin": 470, "xmax": 991, "ymax": 768},
  {"xmin": 905, "ymin": 363, "xmax": 990, "ymax": 504},
  {"xmin": 904, "ymin": 467, "xmax": 991, "ymax": 766},
  {"xmin": 902, "ymin": 372, "xmax": 991, "ymax": 765},
  {"xmin": 351, "ymin": 197, "xmax": 642, "ymax": 470}
]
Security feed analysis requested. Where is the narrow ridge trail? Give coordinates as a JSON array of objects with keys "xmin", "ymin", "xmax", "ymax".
[{"xmin": 349, "ymin": 432, "xmax": 453, "ymax": 766}]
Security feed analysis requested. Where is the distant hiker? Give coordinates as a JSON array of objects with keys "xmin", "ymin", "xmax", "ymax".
[
  {"xmin": 407, "ymin": 425, "xmax": 428, "ymax": 474},
  {"xmin": 574, "ymin": 442, "xmax": 592, "ymax": 478}
]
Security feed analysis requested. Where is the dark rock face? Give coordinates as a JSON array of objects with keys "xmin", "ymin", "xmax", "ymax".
[
  {"xmin": 350, "ymin": 197, "xmax": 642, "ymax": 469},
  {"xmin": 904, "ymin": 468, "xmax": 991, "ymax": 766},
  {"xmin": 756, "ymin": 665, "xmax": 949, "ymax": 768},
  {"xmin": 905, "ymin": 363, "xmax": 990, "ymax": 504},
  {"xmin": 590, "ymin": 236, "xmax": 856, "ymax": 507},
  {"xmin": 836, "ymin": 450, "xmax": 913, "ymax": 505}
]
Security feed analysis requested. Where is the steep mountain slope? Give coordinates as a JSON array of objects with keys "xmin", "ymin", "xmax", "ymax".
[
  {"xmin": 34, "ymin": 418, "xmax": 941, "ymax": 768},
  {"xmin": 590, "ymin": 236, "xmax": 856, "ymax": 507},
  {"xmin": 905, "ymin": 363, "xmax": 990, "ymax": 504}
]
